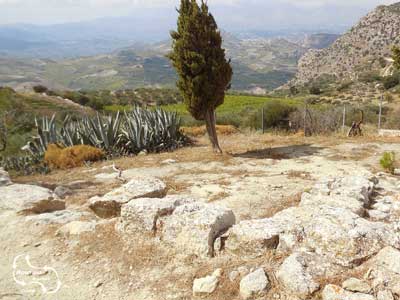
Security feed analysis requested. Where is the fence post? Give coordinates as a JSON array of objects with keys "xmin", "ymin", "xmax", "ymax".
[
  {"xmin": 342, "ymin": 105, "xmax": 346, "ymax": 132},
  {"xmin": 261, "ymin": 107, "xmax": 265, "ymax": 134},
  {"xmin": 378, "ymin": 93, "xmax": 383, "ymax": 130}
]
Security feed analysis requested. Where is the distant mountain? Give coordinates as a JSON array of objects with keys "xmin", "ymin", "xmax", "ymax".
[
  {"xmin": 0, "ymin": 29, "xmax": 340, "ymax": 92},
  {"xmin": 292, "ymin": 2, "xmax": 400, "ymax": 86}
]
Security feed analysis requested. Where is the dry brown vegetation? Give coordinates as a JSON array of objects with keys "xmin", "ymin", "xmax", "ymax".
[
  {"xmin": 181, "ymin": 125, "xmax": 239, "ymax": 137},
  {"xmin": 44, "ymin": 144, "xmax": 105, "ymax": 169}
]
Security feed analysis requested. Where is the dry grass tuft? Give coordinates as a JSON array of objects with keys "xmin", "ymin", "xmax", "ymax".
[
  {"xmin": 45, "ymin": 144, "xmax": 105, "ymax": 169},
  {"xmin": 181, "ymin": 125, "xmax": 239, "ymax": 137}
]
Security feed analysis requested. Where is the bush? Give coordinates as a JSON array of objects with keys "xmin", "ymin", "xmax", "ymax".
[
  {"xmin": 383, "ymin": 75, "xmax": 399, "ymax": 90},
  {"xmin": 33, "ymin": 85, "xmax": 48, "ymax": 94},
  {"xmin": 309, "ymin": 86, "xmax": 322, "ymax": 95},
  {"xmin": 44, "ymin": 144, "xmax": 105, "ymax": 169},
  {"xmin": 380, "ymin": 152, "xmax": 396, "ymax": 174}
]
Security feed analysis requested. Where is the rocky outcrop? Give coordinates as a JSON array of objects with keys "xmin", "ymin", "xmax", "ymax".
[
  {"xmin": 0, "ymin": 183, "xmax": 64, "ymax": 215},
  {"xmin": 117, "ymin": 196, "xmax": 236, "ymax": 258},
  {"xmin": 192, "ymin": 269, "xmax": 222, "ymax": 296},
  {"xmin": 322, "ymin": 284, "xmax": 375, "ymax": 300},
  {"xmin": 89, "ymin": 177, "xmax": 167, "ymax": 218},
  {"xmin": 292, "ymin": 2, "xmax": 400, "ymax": 85}
]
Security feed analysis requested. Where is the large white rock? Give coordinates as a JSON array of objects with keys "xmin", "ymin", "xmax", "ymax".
[
  {"xmin": 163, "ymin": 202, "xmax": 236, "ymax": 257},
  {"xmin": 89, "ymin": 177, "xmax": 167, "ymax": 218},
  {"xmin": 117, "ymin": 195, "xmax": 195, "ymax": 235},
  {"xmin": 374, "ymin": 247, "xmax": 400, "ymax": 275},
  {"xmin": 239, "ymin": 268, "xmax": 269, "ymax": 299},
  {"xmin": 0, "ymin": 184, "xmax": 64, "ymax": 214},
  {"xmin": 192, "ymin": 269, "xmax": 222, "ymax": 296},
  {"xmin": 322, "ymin": 284, "xmax": 375, "ymax": 300},
  {"xmin": 0, "ymin": 168, "xmax": 11, "ymax": 186},
  {"xmin": 277, "ymin": 253, "xmax": 319, "ymax": 299}
]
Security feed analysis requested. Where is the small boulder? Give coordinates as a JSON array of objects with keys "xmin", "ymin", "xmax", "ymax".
[
  {"xmin": 192, "ymin": 269, "xmax": 221, "ymax": 295},
  {"xmin": 377, "ymin": 290, "xmax": 394, "ymax": 300},
  {"xmin": 0, "ymin": 168, "xmax": 11, "ymax": 186},
  {"xmin": 322, "ymin": 284, "xmax": 375, "ymax": 300},
  {"xmin": 89, "ymin": 177, "xmax": 167, "ymax": 218},
  {"xmin": 56, "ymin": 221, "xmax": 96, "ymax": 236},
  {"xmin": 239, "ymin": 268, "xmax": 269, "ymax": 299},
  {"xmin": 0, "ymin": 184, "xmax": 64, "ymax": 215},
  {"xmin": 277, "ymin": 253, "xmax": 319, "ymax": 299},
  {"xmin": 54, "ymin": 186, "xmax": 73, "ymax": 199},
  {"xmin": 342, "ymin": 278, "xmax": 371, "ymax": 294},
  {"xmin": 374, "ymin": 247, "xmax": 400, "ymax": 275}
]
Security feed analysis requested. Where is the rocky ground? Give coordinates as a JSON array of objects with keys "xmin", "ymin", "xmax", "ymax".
[{"xmin": 0, "ymin": 133, "xmax": 400, "ymax": 300}]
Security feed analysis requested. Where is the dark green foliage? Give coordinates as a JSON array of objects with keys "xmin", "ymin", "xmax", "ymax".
[
  {"xmin": 393, "ymin": 46, "xmax": 400, "ymax": 70},
  {"xmin": 383, "ymin": 74, "xmax": 400, "ymax": 90},
  {"xmin": 33, "ymin": 85, "xmax": 48, "ymax": 93},
  {"xmin": 168, "ymin": 0, "xmax": 232, "ymax": 121},
  {"xmin": 309, "ymin": 85, "xmax": 322, "ymax": 95}
]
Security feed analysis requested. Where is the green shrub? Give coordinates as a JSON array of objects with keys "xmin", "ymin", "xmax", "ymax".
[
  {"xmin": 309, "ymin": 86, "xmax": 322, "ymax": 95},
  {"xmin": 380, "ymin": 152, "xmax": 396, "ymax": 174},
  {"xmin": 383, "ymin": 75, "xmax": 400, "ymax": 90},
  {"xmin": 33, "ymin": 85, "xmax": 48, "ymax": 93}
]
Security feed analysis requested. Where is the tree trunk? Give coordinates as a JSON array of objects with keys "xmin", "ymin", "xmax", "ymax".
[{"xmin": 205, "ymin": 109, "xmax": 222, "ymax": 154}]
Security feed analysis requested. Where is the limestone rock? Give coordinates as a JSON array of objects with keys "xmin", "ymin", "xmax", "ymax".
[
  {"xmin": 342, "ymin": 278, "xmax": 371, "ymax": 293},
  {"xmin": 25, "ymin": 210, "xmax": 90, "ymax": 225},
  {"xmin": 0, "ymin": 184, "xmax": 64, "ymax": 215},
  {"xmin": 239, "ymin": 268, "xmax": 269, "ymax": 299},
  {"xmin": 54, "ymin": 186, "xmax": 73, "ymax": 199},
  {"xmin": 89, "ymin": 177, "xmax": 167, "ymax": 218},
  {"xmin": 56, "ymin": 221, "xmax": 96, "ymax": 236},
  {"xmin": 322, "ymin": 284, "xmax": 375, "ymax": 300},
  {"xmin": 193, "ymin": 271, "xmax": 219, "ymax": 295},
  {"xmin": 377, "ymin": 290, "xmax": 394, "ymax": 300},
  {"xmin": 0, "ymin": 168, "xmax": 11, "ymax": 186},
  {"xmin": 277, "ymin": 253, "xmax": 319, "ymax": 299},
  {"xmin": 226, "ymin": 218, "xmax": 280, "ymax": 258},
  {"xmin": 163, "ymin": 202, "xmax": 235, "ymax": 257},
  {"xmin": 117, "ymin": 195, "xmax": 195, "ymax": 234},
  {"xmin": 374, "ymin": 247, "xmax": 400, "ymax": 275}
]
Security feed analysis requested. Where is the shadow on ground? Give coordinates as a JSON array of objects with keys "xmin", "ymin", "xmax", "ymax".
[{"xmin": 232, "ymin": 144, "xmax": 324, "ymax": 160}]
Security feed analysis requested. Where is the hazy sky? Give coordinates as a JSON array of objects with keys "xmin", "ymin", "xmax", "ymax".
[{"xmin": 0, "ymin": 0, "xmax": 398, "ymax": 28}]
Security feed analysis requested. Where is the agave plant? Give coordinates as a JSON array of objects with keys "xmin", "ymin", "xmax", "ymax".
[{"xmin": 24, "ymin": 115, "xmax": 59, "ymax": 155}]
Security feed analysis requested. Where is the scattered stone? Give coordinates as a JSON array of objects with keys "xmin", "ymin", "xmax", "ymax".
[
  {"xmin": 393, "ymin": 169, "xmax": 400, "ymax": 176},
  {"xmin": 89, "ymin": 177, "xmax": 167, "ymax": 218},
  {"xmin": 54, "ymin": 186, "xmax": 73, "ymax": 199},
  {"xmin": 277, "ymin": 253, "xmax": 319, "ymax": 299},
  {"xmin": 342, "ymin": 278, "xmax": 371, "ymax": 293},
  {"xmin": 56, "ymin": 221, "xmax": 96, "ymax": 236},
  {"xmin": 239, "ymin": 268, "xmax": 269, "ymax": 300},
  {"xmin": 94, "ymin": 280, "xmax": 103, "ymax": 288},
  {"xmin": 0, "ymin": 184, "xmax": 64, "ymax": 215},
  {"xmin": 0, "ymin": 168, "xmax": 11, "ymax": 186},
  {"xmin": 193, "ymin": 271, "xmax": 220, "ymax": 295},
  {"xmin": 229, "ymin": 270, "xmax": 240, "ymax": 282},
  {"xmin": 322, "ymin": 284, "xmax": 375, "ymax": 300},
  {"xmin": 161, "ymin": 159, "xmax": 177, "ymax": 165}
]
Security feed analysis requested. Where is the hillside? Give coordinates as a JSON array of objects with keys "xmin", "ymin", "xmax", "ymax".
[
  {"xmin": 292, "ymin": 2, "xmax": 400, "ymax": 86},
  {"xmin": 0, "ymin": 32, "xmax": 340, "ymax": 92}
]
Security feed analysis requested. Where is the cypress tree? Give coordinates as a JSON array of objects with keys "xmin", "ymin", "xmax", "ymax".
[
  {"xmin": 168, "ymin": 0, "xmax": 232, "ymax": 153},
  {"xmin": 393, "ymin": 46, "xmax": 400, "ymax": 70}
]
